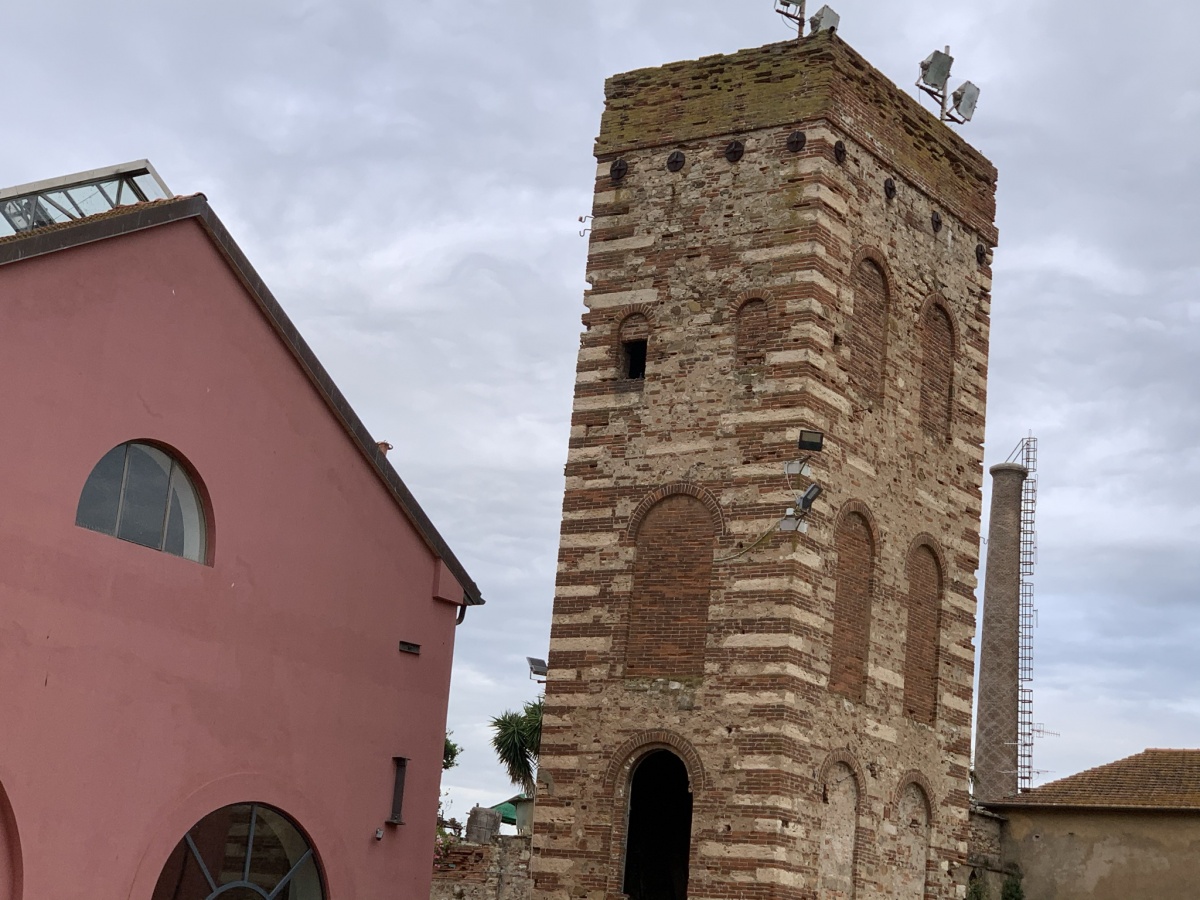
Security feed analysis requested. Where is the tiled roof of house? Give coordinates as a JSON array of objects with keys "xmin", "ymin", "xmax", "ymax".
[{"xmin": 988, "ymin": 749, "xmax": 1200, "ymax": 811}]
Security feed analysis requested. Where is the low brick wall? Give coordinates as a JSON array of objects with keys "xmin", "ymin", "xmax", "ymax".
[{"xmin": 432, "ymin": 835, "xmax": 532, "ymax": 900}]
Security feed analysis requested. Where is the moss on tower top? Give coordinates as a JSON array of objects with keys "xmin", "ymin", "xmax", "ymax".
[{"xmin": 597, "ymin": 31, "xmax": 998, "ymax": 240}]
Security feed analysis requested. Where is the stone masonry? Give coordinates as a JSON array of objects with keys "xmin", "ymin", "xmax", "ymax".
[{"xmin": 532, "ymin": 32, "xmax": 998, "ymax": 900}]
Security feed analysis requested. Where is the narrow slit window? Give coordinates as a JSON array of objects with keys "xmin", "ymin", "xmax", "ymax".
[{"xmin": 623, "ymin": 339, "xmax": 647, "ymax": 380}]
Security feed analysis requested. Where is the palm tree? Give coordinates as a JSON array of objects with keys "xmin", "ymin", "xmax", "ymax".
[{"xmin": 490, "ymin": 697, "xmax": 543, "ymax": 796}]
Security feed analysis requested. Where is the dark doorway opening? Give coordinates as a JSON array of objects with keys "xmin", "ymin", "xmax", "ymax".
[{"xmin": 622, "ymin": 750, "xmax": 693, "ymax": 900}]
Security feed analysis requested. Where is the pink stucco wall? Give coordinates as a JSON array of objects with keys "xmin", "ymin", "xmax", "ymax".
[{"xmin": 0, "ymin": 219, "xmax": 465, "ymax": 898}]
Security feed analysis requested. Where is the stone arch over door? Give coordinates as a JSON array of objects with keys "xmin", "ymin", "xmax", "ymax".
[{"xmin": 603, "ymin": 734, "xmax": 705, "ymax": 900}]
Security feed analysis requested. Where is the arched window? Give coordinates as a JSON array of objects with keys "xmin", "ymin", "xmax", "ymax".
[
  {"xmin": 847, "ymin": 259, "xmax": 889, "ymax": 405},
  {"xmin": 817, "ymin": 762, "xmax": 859, "ymax": 900},
  {"xmin": 151, "ymin": 803, "xmax": 323, "ymax": 900},
  {"xmin": 76, "ymin": 441, "xmax": 207, "ymax": 563},
  {"xmin": 619, "ymin": 314, "xmax": 650, "ymax": 381},
  {"xmin": 627, "ymin": 494, "xmax": 714, "ymax": 678},
  {"xmin": 623, "ymin": 751, "xmax": 693, "ymax": 900},
  {"xmin": 830, "ymin": 512, "xmax": 874, "ymax": 702},
  {"xmin": 895, "ymin": 783, "xmax": 931, "ymax": 900},
  {"xmin": 903, "ymin": 545, "xmax": 943, "ymax": 726},
  {"xmin": 919, "ymin": 302, "xmax": 955, "ymax": 439},
  {"xmin": 735, "ymin": 298, "xmax": 767, "ymax": 366}
]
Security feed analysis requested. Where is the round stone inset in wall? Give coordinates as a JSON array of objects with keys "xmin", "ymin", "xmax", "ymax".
[
  {"xmin": 667, "ymin": 150, "xmax": 686, "ymax": 173},
  {"xmin": 610, "ymin": 158, "xmax": 629, "ymax": 182},
  {"xmin": 833, "ymin": 140, "xmax": 847, "ymax": 163},
  {"xmin": 787, "ymin": 130, "xmax": 807, "ymax": 153},
  {"xmin": 725, "ymin": 140, "xmax": 745, "ymax": 163}
]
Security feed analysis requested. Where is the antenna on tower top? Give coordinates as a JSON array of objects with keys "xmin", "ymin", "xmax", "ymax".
[
  {"xmin": 775, "ymin": 0, "xmax": 807, "ymax": 37},
  {"xmin": 915, "ymin": 45, "xmax": 981, "ymax": 124},
  {"xmin": 775, "ymin": 2, "xmax": 840, "ymax": 39}
]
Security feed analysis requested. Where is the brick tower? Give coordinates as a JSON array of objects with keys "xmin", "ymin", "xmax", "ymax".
[{"xmin": 532, "ymin": 31, "xmax": 998, "ymax": 900}]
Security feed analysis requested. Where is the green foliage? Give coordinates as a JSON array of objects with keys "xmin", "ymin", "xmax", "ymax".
[
  {"xmin": 966, "ymin": 873, "xmax": 988, "ymax": 900},
  {"xmin": 443, "ymin": 732, "xmax": 462, "ymax": 771},
  {"xmin": 1001, "ymin": 874, "xmax": 1024, "ymax": 900},
  {"xmin": 490, "ymin": 697, "xmax": 543, "ymax": 795}
]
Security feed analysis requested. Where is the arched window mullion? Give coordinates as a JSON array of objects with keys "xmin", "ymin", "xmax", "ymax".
[
  {"xmin": 185, "ymin": 832, "xmax": 219, "ymax": 894},
  {"xmin": 155, "ymin": 459, "xmax": 177, "ymax": 552},
  {"xmin": 112, "ymin": 445, "xmax": 132, "ymax": 539},
  {"xmin": 267, "ymin": 847, "xmax": 314, "ymax": 900},
  {"xmin": 210, "ymin": 882, "xmax": 270, "ymax": 898},
  {"xmin": 243, "ymin": 802, "xmax": 259, "ymax": 883}
]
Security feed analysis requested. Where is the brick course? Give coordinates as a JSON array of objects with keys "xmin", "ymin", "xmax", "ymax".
[{"xmin": 533, "ymin": 29, "xmax": 997, "ymax": 900}]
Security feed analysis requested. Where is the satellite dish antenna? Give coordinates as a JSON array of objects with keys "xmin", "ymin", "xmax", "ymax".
[{"xmin": 915, "ymin": 46, "xmax": 981, "ymax": 125}]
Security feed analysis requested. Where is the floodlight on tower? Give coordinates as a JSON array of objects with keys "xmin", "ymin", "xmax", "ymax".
[
  {"xmin": 808, "ymin": 5, "xmax": 840, "ymax": 34},
  {"xmin": 916, "ymin": 46, "xmax": 981, "ymax": 125},
  {"xmin": 952, "ymin": 81, "xmax": 980, "ymax": 122}
]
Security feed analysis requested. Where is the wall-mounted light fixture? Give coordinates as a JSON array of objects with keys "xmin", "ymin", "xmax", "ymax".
[{"xmin": 527, "ymin": 657, "xmax": 548, "ymax": 681}]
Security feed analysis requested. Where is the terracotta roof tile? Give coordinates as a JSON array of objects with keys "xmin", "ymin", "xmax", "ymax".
[{"xmin": 990, "ymin": 749, "xmax": 1200, "ymax": 810}]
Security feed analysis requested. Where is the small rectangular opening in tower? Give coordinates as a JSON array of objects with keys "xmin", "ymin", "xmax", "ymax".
[{"xmin": 623, "ymin": 340, "xmax": 647, "ymax": 380}]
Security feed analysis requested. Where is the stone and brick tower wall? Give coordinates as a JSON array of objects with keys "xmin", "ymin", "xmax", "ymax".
[
  {"xmin": 973, "ymin": 463, "xmax": 1028, "ymax": 803},
  {"xmin": 532, "ymin": 32, "xmax": 998, "ymax": 900}
]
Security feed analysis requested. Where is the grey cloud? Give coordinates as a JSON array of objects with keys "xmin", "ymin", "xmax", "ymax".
[{"xmin": 8, "ymin": 0, "xmax": 1200, "ymax": 812}]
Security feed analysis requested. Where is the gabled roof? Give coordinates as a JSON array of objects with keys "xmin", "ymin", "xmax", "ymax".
[
  {"xmin": 0, "ymin": 193, "xmax": 483, "ymax": 605},
  {"xmin": 987, "ymin": 749, "xmax": 1200, "ymax": 812}
]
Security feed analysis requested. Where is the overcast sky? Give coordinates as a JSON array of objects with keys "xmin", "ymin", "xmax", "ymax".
[{"xmin": 7, "ymin": 0, "xmax": 1200, "ymax": 817}]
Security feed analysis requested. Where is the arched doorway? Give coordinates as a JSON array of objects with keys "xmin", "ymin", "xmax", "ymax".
[
  {"xmin": 150, "ymin": 803, "xmax": 323, "ymax": 899},
  {"xmin": 622, "ymin": 750, "xmax": 693, "ymax": 900}
]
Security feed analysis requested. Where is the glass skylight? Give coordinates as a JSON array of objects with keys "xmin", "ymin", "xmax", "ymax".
[{"xmin": 0, "ymin": 161, "xmax": 171, "ymax": 237}]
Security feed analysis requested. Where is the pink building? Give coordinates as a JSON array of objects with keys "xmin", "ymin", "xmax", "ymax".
[{"xmin": 0, "ymin": 162, "xmax": 483, "ymax": 899}]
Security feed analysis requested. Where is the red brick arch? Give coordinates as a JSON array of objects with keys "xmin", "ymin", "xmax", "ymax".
[
  {"xmin": 916, "ymin": 293, "xmax": 957, "ymax": 440},
  {"xmin": 816, "ymin": 749, "xmax": 866, "ymax": 804},
  {"xmin": 626, "ymin": 482, "xmax": 725, "ymax": 540},
  {"xmin": 904, "ymin": 533, "xmax": 947, "ymax": 578},
  {"xmin": 917, "ymin": 293, "xmax": 960, "ymax": 356},
  {"xmin": 601, "ymin": 730, "xmax": 707, "ymax": 797},
  {"xmin": 729, "ymin": 288, "xmax": 776, "ymax": 317},
  {"xmin": 891, "ymin": 770, "xmax": 936, "ymax": 822},
  {"xmin": 616, "ymin": 303, "xmax": 657, "ymax": 329},
  {"xmin": 832, "ymin": 500, "xmax": 882, "ymax": 558},
  {"xmin": 850, "ymin": 246, "xmax": 895, "ymax": 299},
  {"xmin": 844, "ymin": 248, "xmax": 893, "ymax": 407}
]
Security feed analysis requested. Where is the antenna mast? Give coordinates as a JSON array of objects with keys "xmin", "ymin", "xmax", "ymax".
[
  {"xmin": 1007, "ymin": 435, "xmax": 1039, "ymax": 790},
  {"xmin": 775, "ymin": 0, "xmax": 807, "ymax": 38}
]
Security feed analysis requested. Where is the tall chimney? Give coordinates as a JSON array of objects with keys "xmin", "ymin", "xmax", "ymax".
[{"xmin": 974, "ymin": 462, "xmax": 1028, "ymax": 802}]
